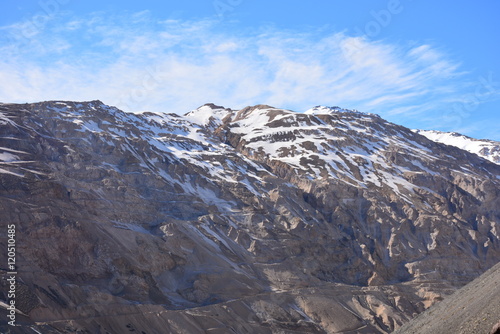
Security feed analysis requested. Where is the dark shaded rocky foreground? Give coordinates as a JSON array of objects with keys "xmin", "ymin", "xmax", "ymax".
[
  {"xmin": 0, "ymin": 101, "xmax": 499, "ymax": 333},
  {"xmin": 394, "ymin": 260, "xmax": 500, "ymax": 334}
]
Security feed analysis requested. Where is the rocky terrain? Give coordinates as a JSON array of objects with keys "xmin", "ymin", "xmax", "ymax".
[
  {"xmin": 394, "ymin": 260, "xmax": 500, "ymax": 334},
  {"xmin": 0, "ymin": 101, "xmax": 499, "ymax": 333}
]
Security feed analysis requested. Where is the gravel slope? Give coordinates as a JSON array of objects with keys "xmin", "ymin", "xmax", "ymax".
[{"xmin": 394, "ymin": 261, "xmax": 500, "ymax": 334}]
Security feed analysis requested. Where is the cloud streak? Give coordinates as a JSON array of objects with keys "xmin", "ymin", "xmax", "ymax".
[{"xmin": 0, "ymin": 11, "xmax": 478, "ymax": 129}]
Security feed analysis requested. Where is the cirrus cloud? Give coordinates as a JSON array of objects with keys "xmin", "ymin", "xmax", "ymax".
[{"xmin": 0, "ymin": 10, "xmax": 482, "ymax": 133}]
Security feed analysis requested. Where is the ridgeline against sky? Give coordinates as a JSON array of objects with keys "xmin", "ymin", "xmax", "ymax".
[{"xmin": 0, "ymin": 0, "xmax": 499, "ymax": 140}]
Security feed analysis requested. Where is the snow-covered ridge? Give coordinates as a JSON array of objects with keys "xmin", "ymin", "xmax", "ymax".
[
  {"xmin": 305, "ymin": 105, "xmax": 359, "ymax": 115},
  {"xmin": 414, "ymin": 129, "xmax": 500, "ymax": 165},
  {"xmin": 224, "ymin": 104, "xmax": 450, "ymax": 201},
  {"xmin": 3, "ymin": 100, "xmax": 498, "ymax": 192},
  {"xmin": 304, "ymin": 105, "xmax": 380, "ymax": 118},
  {"xmin": 184, "ymin": 103, "xmax": 233, "ymax": 127}
]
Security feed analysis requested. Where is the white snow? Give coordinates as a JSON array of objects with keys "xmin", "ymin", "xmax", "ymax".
[
  {"xmin": 414, "ymin": 129, "xmax": 500, "ymax": 165},
  {"xmin": 0, "ymin": 111, "xmax": 15, "ymax": 126},
  {"xmin": 74, "ymin": 120, "xmax": 103, "ymax": 133},
  {"xmin": 184, "ymin": 104, "xmax": 231, "ymax": 127},
  {"xmin": 0, "ymin": 147, "xmax": 37, "ymax": 177},
  {"xmin": 305, "ymin": 105, "xmax": 358, "ymax": 115},
  {"xmin": 0, "ymin": 152, "xmax": 19, "ymax": 162}
]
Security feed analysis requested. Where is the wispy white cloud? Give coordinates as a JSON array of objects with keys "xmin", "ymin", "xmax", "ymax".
[{"xmin": 0, "ymin": 10, "xmax": 479, "ymax": 129}]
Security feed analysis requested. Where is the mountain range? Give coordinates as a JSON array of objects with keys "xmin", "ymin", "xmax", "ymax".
[{"xmin": 0, "ymin": 100, "xmax": 499, "ymax": 333}]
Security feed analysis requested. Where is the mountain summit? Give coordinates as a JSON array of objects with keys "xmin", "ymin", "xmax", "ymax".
[{"xmin": 1, "ymin": 101, "xmax": 499, "ymax": 333}]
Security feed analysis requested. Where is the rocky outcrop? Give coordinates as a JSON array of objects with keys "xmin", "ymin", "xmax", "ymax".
[{"xmin": 0, "ymin": 101, "xmax": 499, "ymax": 333}]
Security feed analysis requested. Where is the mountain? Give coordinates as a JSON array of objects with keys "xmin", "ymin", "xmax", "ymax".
[
  {"xmin": 0, "ymin": 101, "xmax": 499, "ymax": 333},
  {"xmin": 414, "ymin": 129, "xmax": 500, "ymax": 165},
  {"xmin": 393, "ymin": 260, "xmax": 500, "ymax": 334}
]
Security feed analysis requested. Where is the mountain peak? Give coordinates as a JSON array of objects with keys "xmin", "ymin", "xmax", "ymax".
[
  {"xmin": 183, "ymin": 103, "xmax": 232, "ymax": 127},
  {"xmin": 304, "ymin": 105, "xmax": 360, "ymax": 115},
  {"xmin": 305, "ymin": 105, "xmax": 352, "ymax": 114},
  {"xmin": 231, "ymin": 104, "xmax": 277, "ymax": 121},
  {"xmin": 304, "ymin": 105, "xmax": 382, "ymax": 120},
  {"xmin": 200, "ymin": 102, "xmax": 227, "ymax": 110}
]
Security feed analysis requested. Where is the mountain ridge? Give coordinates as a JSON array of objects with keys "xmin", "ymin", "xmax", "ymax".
[
  {"xmin": 0, "ymin": 100, "xmax": 499, "ymax": 333},
  {"xmin": 413, "ymin": 129, "xmax": 500, "ymax": 165}
]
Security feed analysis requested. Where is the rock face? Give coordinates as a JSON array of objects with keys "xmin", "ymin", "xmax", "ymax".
[{"xmin": 0, "ymin": 101, "xmax": 499, "ymax": 333}]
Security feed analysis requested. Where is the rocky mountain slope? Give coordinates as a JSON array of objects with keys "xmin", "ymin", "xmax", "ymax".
[
  {"xmin": 0, "ymin": 101, "xmax": 499, "ymax": 333},
  {"xmin": 414, "ymin": 129, "xmax": 500, "ymax": 165},
  {"xmin": 394, "ymin": 260, "xmax": 500, "ymax": 334}
]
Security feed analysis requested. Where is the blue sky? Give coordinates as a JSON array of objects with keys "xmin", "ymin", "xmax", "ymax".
[{"xmin": 1, "ymin": 0, "xmax": 499, "ymax": 140}]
